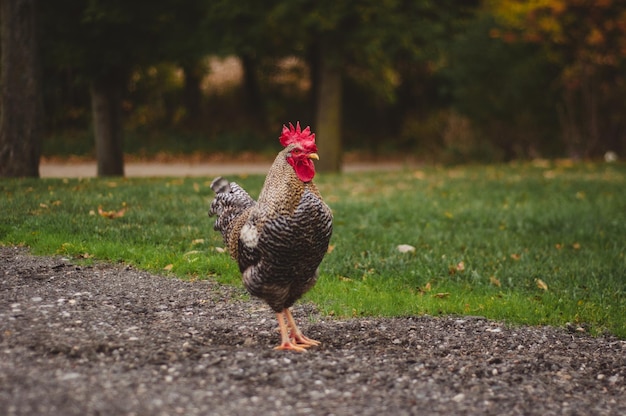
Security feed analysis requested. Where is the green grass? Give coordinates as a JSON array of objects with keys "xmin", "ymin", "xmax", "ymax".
[{"xmin": 2, "ymin": 161, "xmax": 625, "ymax": 338}]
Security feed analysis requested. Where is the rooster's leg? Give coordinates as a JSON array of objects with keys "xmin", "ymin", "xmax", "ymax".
[
  {"xmin": 274, "ymin": 311, "xmax": 307, "ymax": 352},
  {"xmin": 285, "ymin": 308, "xmax": 321, "ymax": 347}
]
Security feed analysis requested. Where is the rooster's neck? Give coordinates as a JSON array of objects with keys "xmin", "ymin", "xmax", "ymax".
[{"xmin": 258, "ymin": 150, "xmax": 307, "ymax": 207}]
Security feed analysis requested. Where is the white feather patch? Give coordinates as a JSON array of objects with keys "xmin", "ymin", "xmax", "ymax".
[{"xmin": 240, "ymin": 222, "xmax": 259, "ymax": 248}]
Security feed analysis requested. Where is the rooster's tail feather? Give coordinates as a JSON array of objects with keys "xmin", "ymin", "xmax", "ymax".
[
  {"xmin": 209, "ymin": 176, "xmax": 255, "ymax": 239},
  {"xmin": 210, "ymin": 176, "xmax": 231, "ymax": 194}
]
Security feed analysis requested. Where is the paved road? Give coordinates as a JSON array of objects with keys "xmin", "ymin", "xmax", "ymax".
[{"xmin": 40, "ymin": 161, "xmax": 412, "ymax": 178}]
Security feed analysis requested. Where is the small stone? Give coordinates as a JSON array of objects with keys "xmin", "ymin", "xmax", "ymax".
[
  {"xmin": 396, "ymin": 244, "xmax": 416, "ymax": 254},
  {"xmin": 58, "ymin": 372, "xmax": 81, "ymax": 381},
  {"xmin": 452, "ymin": 393, "xmax": 465, "ymax": 402}
]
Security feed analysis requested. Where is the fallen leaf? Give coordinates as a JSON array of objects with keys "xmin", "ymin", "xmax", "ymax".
[
  {"xmin": 339, "ymin": 276, "xmax": 353, "ymax": 282},
  {"xmin": 39, "ymin": 203, "xmax": 48, "ymax": 209},
  {"xmin": 214, "ymin": 247, "xmax": 226, "ymax": 253},
  {"xmin": 510, "ymin": 253, "xmax": 521, "ymax": 260},
  {"xmin": 192, "ymin": 238, "xmax": 205, "ymax": 245},
  {"xmin": 456, "ymin": 261, "xmax": 465, "ymax": 272},
  {"xmin": 489, "ymin": 276, "xmax": 501, "ymax": 287},
  {"xmin": 98, "ymin": 205, "xmax": 127, "ymax": 219},
  {"xmin": 536, "ymin": 278, "xmax": 548, "ymax": 291},
  {"xmin": 327, "ymin": 244, "xmax": 335, "ymax": 254},
  {"xmin": 417, "ymin": 282, "xmax": 432, "ymax": 295},
  {"xmin": 572, "ymin": 242, "xmax": 581, "ymax": 250},
  {"xmin": 433, "ymin": 292, "xmax": 450, "ymax": 299},
  {"xmin": 413, "ymin": 170, "xmax": 426, "ymax": 179},
  {"xmin": 397, "ymin": 244, "xmax": 415, "ymax": 254},
  {"xmin": 163, "ymin": 264, "xmax": 174, "ymax": 271}
]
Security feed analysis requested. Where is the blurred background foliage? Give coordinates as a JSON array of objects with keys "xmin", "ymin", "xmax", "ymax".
[{"xmin": 37, "ymin": 0, "xmax": 626, "ymax": 163}]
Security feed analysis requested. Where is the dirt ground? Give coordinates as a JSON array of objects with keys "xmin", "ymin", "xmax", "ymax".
[{"xmin": 1, "ymin": 246, "xmax": 625, "ymax": 415}]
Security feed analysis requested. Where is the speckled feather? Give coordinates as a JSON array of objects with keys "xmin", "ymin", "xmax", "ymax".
[{"xmin": 209, "ymin": 144, "xmax": 333, "ymax": 312}]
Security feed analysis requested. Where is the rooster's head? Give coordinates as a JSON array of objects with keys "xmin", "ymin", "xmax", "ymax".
[{"xmin": 280, "ymin": 122, "xmax": 319, "ymax": 183}]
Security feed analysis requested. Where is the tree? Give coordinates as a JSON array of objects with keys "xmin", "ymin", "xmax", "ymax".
[
  {"xmin": 266, "ymin": 0, "xmax": 476, "ymax": 171},
  {"xmin": 41, "ymin": 0, "xmax": 214, "ymax": 176},
  {"xmin": 90, "ymin": 69, "xmax": 127, "ymax": 175},
  {"xmin": 208, "ymin": 0, "xmax": 282, "ymax": 132},
  {"xmin": 314, "ymin": 41, "xmax": 343, "ymax": 172},
  {"xmin": 0, "ymin": 0, "xmax": 44, "ymax": 177},
  {"xmin": 487, "ymin": 0, "xmax": 626, "ymax": 157},
  {"xmin": 445, "ymin": 13, "xmax": 561, "ymax": 160}
]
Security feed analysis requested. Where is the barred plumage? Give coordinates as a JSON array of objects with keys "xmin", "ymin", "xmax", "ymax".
[{"xmin": 208, "ymin": 123, "xmax": 333, "ymax": 352}]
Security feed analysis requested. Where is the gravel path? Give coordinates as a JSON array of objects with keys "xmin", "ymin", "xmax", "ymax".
[{"xmin": 1, "ymin": 246, "xmax": 625, "ymax": 415}]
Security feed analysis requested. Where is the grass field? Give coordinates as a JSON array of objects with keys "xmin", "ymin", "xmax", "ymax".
[{"xmin": 2, "ymin": 161, "xmax": 625, "ymax": 338}]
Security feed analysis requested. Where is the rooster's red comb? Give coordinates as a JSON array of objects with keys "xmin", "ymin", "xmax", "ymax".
[{"xmin": 279, "ymin": 122, "xmax": 317, "ymax": 152}]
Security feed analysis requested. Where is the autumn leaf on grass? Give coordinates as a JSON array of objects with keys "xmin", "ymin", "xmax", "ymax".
[
  {"xmin": 417, "ymin": 282, "xmax": 432, "ymax": 295},
  {"xmin": 489, "ymin": 276, "xmax": 501, "ymax": 287},
  {"xmin": 536, "ymin": 278, "xmax": 549, "ymax": 291},
  {"xmin": 98, "ymin": 203, "xmax": 127, "ymax": 219},
  {"xmin": 449, "ymin": 261, "xmax": 465, "ymax": 275},
  {"xmin": 413, "ymin": 170, "xmax": 426, "ymax": 180},
  {"xmin": 433, "ymin": 292, "xmax": 450, "ymax": 299},
  {"xmin": 163, "ymin": 264, "xmax": 174, "ymax": 271}
]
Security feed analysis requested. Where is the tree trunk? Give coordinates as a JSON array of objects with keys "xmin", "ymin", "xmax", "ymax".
[
  {"xmin": 0, "ymin": 0, "xmax": 43, "ymax": 178},
  {"xmin": 91, "ymin": 73, "xmax": 125, "ymax": 176},
  {"xmin": 314, "ymin": 45, "xmax": 342, "ymax": 173},
  {"xmin": 307, "ymin": 43, "xmax": 321, "ymax": 123},
  {"xmin": 182, "ymin": 62, "xmax": 203, "ymax": 128},
  {"xmin": 240, "ymin": 53, "xmax": 266, "ymax": 130}
]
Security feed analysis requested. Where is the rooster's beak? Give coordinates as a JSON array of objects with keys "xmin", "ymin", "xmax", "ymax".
[{"xmin": 308, "ymin": 153, "xmax": 319, "ymax": 160}]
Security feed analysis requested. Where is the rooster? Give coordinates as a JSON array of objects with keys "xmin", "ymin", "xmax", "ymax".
[{"xmin": 209, "ymin": 122, "xmax": 333, "ymax": 352}]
